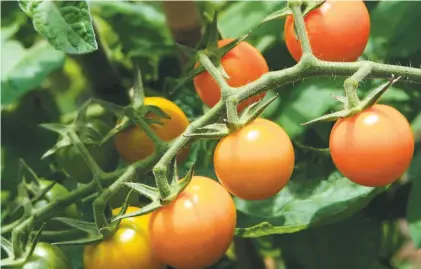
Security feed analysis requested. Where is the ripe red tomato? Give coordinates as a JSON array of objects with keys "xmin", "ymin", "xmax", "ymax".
[
  {"xmin": 83, "ymin": 207, "xmax": 165, "ymax": 269},
  {"xmin": 149, "ymin": 176, "xmax": 236, "ymax": 269},
  {"xmin": 193, "ymin": 38, "xmax": 269, "ymax": 111},
  {"xmin": 284, "ymin": 0, "xmax": 370, "ymax": 62},
  {"xmin": 214, "ymin": 118, "xmax": 295, "ymax": 200},
  {"xmin": 114, "ymin": 97, "xmax": 190, "ymax": 163},
  {"xmin": 329, "ymin": 104, "xmax": 414, "ymax": 187}
]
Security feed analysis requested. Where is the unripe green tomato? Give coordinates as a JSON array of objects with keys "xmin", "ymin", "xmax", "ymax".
[
  {"xmin": 21, "ymin": 242, "xmax": 71, "ymax": 269},
  {"xmin": 55, "ymin": 119, "xmax": 119, "ymax": 184},
  {"xmin": 33, "ymin": 178, "xmax": 80, "ymax": 230}
]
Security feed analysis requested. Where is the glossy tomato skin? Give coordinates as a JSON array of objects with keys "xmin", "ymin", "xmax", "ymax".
[
  {"xmin": 22, "ymin": 242, "xmax": 71, "ymax": 269},
  {"xmin": 55, "ymin": 119, "xmax": 119, "ymax": 184},
  {"xmin": 114, "ymin": 97, "xmax": 190, "ymax": 163},
  {"xmin": 193, "ymin": 39, "xmax": 269, "ymax": 111},
  {"xmin": 329, "ymin": 104, "xmax": 414, "ymax": 187},
  {"xmin": 84, "ymin": 207, "xmax": 165, "ymax": 269},
  {"xmin": 214, "ymin": 118, "xmax": 295, "ymax": 200},
  {"xmin": 149, "ymin": 176, "xmax": 236, "ymax": 269},
  {"xmin": 284, "ymin": 0, "xmax": 370, "ymax": 62}
]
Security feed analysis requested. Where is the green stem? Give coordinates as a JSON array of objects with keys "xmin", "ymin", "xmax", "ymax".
[
  {"xmin": 93, "ymin": 166, "xmax": 136, "ymax": 232},
  {"xmin": 198, "ymin": 52, "xmax": 232, "ymax": 99},
  {"xmin": 68, "ymin": 131, "xmax": 105, "ymax": 179},
  {"xmin": 36, "ymin": 229, "xmax": 87, "ymax": 242},
  {"xmin": 343, "ymin": 63, "xmax": 372, "ymax": 109},
  {"xmin": 152, "ymin": 101, "xmax": 224, "ymax": 201},
  {"xmin": 198, "ymin": 52, "xmax": 240, "ymax": 125},
  {"xmin": 236, "ymin": 61, "xmax": 421, "ymax": 102},
  {"xmin": 288, "ymin": 0, "xmax": 313, "ymax": 57},
  {"xmin": 135, "ymin": 117, "xmax": 168, "ymax": 152}
]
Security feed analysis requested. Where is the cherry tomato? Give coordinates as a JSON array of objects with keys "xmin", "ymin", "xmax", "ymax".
[
  {"xmin": 83, "ymin": 207, "xmax": 165, "ymax": 269},
  {"xmin": 193, "ymin": 38, "xmax": 269, "ymax": 111},
  {"xmin": 329, "ymin": 104, "xmax": 414, "ymax": 187},
  {"xmin": 114, "ymin": 97, "xmax": 190, "ymax": 163},
  {"xmin": 214, "ymin": 118, "xmax": 295, "ymax": 200},
  {"xmin": 34, "ymin": 178, "xmax": 80, "ymax": 222},
  {"xmin": 23, "ymin": 242, "xmax": 71, "ymax": 269},
  {"xmin": 284, "ymin": 0, "xmax": 370, "ymax": 62},
  {"xmin": 55, "ymin": 119, "xmax": 119, "ymax": 184},
  {"xmin": 149, "ymin": 176, "xmax": 236, "ymax": 269}
]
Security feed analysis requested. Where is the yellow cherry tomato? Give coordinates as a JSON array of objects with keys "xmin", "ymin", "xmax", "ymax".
[
  {"xmin": 114, "ymin": 97, "xmax": 190, "ymax": 163},
  {"xmin": 83, "ymin": 207, "xmax": 165, "ymax": 269}
]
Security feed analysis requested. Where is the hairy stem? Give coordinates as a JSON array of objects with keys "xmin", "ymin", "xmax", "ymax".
[
  {"xmin": 288, "ymin": 0, "xmax": 313, "ymax": 57},
  {"xmin": 198, "ymin": 52, "xmax": 232, "ymax": 97},
  {"xmin": 343, "ymin": 63, "xmax": 372, "ymax": 109},
  {"xmin": 152, "ymin": 101, "xmax": 224, "ymax": 201},
  {"xmin": 198, "ymin": 52, "xmax": 239, "ymax": 125},
  {"xmin": 93, "ymin": 166, "xmax": 136, "ymax": 231},
  {"xmin": 236, "ymin": 60, "xmax": 421, "ymax": 102}
]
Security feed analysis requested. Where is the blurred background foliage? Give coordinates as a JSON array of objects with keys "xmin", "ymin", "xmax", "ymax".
[{"xmin": 1, "ymin": 1, "xmax": 421, "ymax": 268}]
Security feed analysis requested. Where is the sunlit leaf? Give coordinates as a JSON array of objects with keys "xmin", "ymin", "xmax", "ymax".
[
  {"xmin": 19, "ymin": 0, "xmax": 97, "ymax": 54},
  {"xmin": 1, "ymin": 41, "xmax": 65, "ymax": 106},
  {"xmin": 235, "ymin": 172, "xmax": 386, "ymax": 237}
]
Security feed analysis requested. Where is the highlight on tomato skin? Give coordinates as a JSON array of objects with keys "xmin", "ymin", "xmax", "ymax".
[
  {"xmin": 329, "ymin": 104, "xmax": 415, "ymax": 187},
  {"xmin": 284, "ymin": 0, "xmax": 371, "ymax": 62},
  {"xmin": 193, "ymin": 38, "xmax": 269, "ymax": 112},
  {"xmin": 149, "ymin": 176, "xmax": 237, "ymax": 269},
  {"xmin": 213, "ymin": 118, "xmax": 295, "ymax": 200}
]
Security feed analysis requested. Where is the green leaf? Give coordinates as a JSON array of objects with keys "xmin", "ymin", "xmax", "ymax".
[
  {"xmin": 90, "ymin": 1, "xmax": 173, "ymax": 80},
  {"xmin": 266, "ymin": 78, "xmax": 344, "ymax": 139},
  {"xmin": 260, "ymin": 6, "xmax": 292, "ymax": 25},
  {"xmin": 276, "ymin": 212, "xmax": 382, "ymax": 269},
  {"xmin": 235, "ymin": 172, "xmax": 386, "ymax": 238},
  {"xmin": 218, "ymin": 1, "xmax": 285, "ymax": 38},
  {"xmin": 1, "ymin": 40, "xmax": 65, "ymax": 106},
  {"xmin": 367, "ymin": 1, "xmax": 421, "ymax": 60},
  {"xmin": 19, "ymin": 0, "xmax": 98, "ymax": 54}
]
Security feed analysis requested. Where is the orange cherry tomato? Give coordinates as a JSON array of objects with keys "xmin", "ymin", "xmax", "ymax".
[
  {"xmin": 284, "ymin": 0, "xmax": 370, "ymax": 62},
  {"xmin": 193, "ymin": 38, "xmax": 269, "ymax": 111},
  {"xmin": 149, "ymin": 176, "xmax": 236, "ymax": 269},
  {"xmin": 83, "ymin": 207, "xmax": 165, "ymax": 269},
  {"xmin": 329, "ymin": 104, "xmax": 414, "ymax": 187},
  {"xmin": 114, "ymin": 97, "xmax": 190, "ymax": 163},
  {"xmin": 214, "ymin": 118, "xmax": 295, "ymax": 200}
]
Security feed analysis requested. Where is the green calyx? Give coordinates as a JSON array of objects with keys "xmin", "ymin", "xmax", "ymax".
[{"xmin": 302, "ymin": 75, "xmax": 401, "ymax": 126}]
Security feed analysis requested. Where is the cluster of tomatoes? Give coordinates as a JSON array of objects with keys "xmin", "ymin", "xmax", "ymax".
[{"xmin": 35, "ymin": 1, "xmax": 414, "ymax": 269}]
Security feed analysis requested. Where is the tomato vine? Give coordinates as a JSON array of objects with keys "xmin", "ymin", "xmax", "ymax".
[{"xmin": 2, "ymin": 0, "xmax": 421, "ymax": 268}]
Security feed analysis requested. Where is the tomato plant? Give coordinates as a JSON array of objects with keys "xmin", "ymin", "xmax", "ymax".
[
  {"xmin": 149, "ymin": 176, "xmax": 236, "ymax": 269},
  {"xmin": 214, "ymin": 118, "xmax": 295, "ymax": 200},
  {"xmin": 2, "ymin": 1, "xmax": 421, "ymax": 269},
  {"xmin": 83, "ymin": 206, "xmax": 165, "ymax": 269},
  {"xmin": 114, "ymin": 97, "xmax": 190, "ymax": 163},
  {"xmin": 284, "ymin": 0, "xmax": 370, "ymax": 62},
  {"xmin": 329, "ymin": 104, "xmax": 414, "ymax": 187},
  {"xmin": 193, "ymin": 38, "xmax": 269, "ymax": 111},
  {"xmin": 22, "ymin": 242, "xmax": 71, "ymax": 269},
  {"xmin": 55, "ymin": 119, "xmax": 119, "ymax": 184}
]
